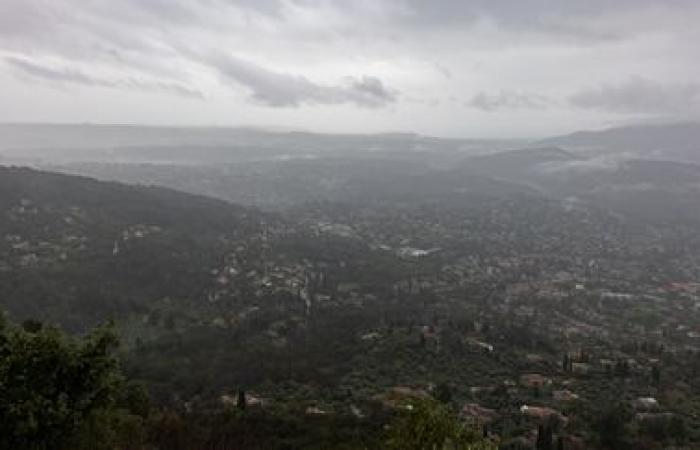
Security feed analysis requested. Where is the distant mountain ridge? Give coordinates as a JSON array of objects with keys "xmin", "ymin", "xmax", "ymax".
[
  {"xmin": 539, "ymin": 122, "xmax": 700, "ymax": 163},
  {"xmin": 3, "ymin": 121, "xmax": 698, "ymax": 164},
  {"xmin": 3, "ymin": 122, "xmax": 700, "ymax": 224},
  {"xmin": 456, "ymin": 145, "xmax": 700, "ymax": 224},
  {"xmin": 0, "ymin": 123, "xmax": 517, "ymax": 164}
]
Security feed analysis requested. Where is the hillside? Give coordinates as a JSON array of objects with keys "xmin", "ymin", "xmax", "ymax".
[
  {"xmin": 458, "ymin": 147, "xmax": 579, "ymax": 185},
  {"xmin": 456, "ymin": 147, "xmax": 700, "ymax": 224},
  {"xmin": 0, "ymin": 166, "xmax": 262, "ymax": 329}
]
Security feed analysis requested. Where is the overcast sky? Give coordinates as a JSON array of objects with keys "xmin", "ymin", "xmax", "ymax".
[{"xmin": 1, "ymin": 0, "xmax": 699, "ymax": 138}]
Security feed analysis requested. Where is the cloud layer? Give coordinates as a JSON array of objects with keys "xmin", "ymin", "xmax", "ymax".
[
  {"xmin": 5, "ymin": 56, "xmax": 204, "ymax": 98},
  {"xmin": 1, "ymin": 0, "xmax": 699, "ymax": 136}
]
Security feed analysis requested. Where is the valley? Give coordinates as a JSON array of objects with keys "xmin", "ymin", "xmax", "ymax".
[{"xmin": 2, "ymin": 123, "xmax": 700, "ymax": 448}]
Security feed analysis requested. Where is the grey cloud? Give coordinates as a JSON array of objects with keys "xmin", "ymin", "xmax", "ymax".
[
  {"xmin": 187, "ymin": 0, "xmax": 695, "ymax": 32},
  {"xmin": 4, "ymin": 56, "xmax": 204, "ymax": 98},
  {"xmin": 5, "ymin": 56, "xmax": 108, "ymax": 86},
  {"xmin": 123, "ymin": 79, "xmax": 204, "ymax": 99},
  {"xmin": 434, "ymin": 63, "xmax": 452, "ymax": 80},
  {"xmin": 329, "ymin": 0, "xmax": 698, "ymax": 41},
  {"xmin": 209, "ymin": 54, "xmax": 397, "ymax": 108},
  {"xmin": 1, "ymin": 0, "xmax": 700, "ymax": 132},
  {"xmin": 2, "ymin": 0, "xmax": 400, "ymax": 109},
  {"xmin": 467, "ymin": 91, "xmax": 551, "ymax": 112},
  {"xmin": 569, "ymin": 77, "xmax": 700, "ymax": 114},
  {"xmin": 396, "ymin": 0, "xmax": 632, "ymax": 25},
  {"xmin": 1, "ymin": 0, "xmax": 671, "ymax": 63},
  {"xmin": 124, "ymin": 0, "xmax": 201, "ymax": 24},
  {"xmin": 346, "ymin": 76, "xmax": 398, "ymax": 107}
]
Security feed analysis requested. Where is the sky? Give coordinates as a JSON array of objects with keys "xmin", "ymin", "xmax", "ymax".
[{"xmin": 1, "ymin": 0, "xmax": 699, "ymax": 138}]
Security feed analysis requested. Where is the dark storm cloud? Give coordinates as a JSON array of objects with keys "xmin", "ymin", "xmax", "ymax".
[
  {"xmin": 208, "ymin": 54, "xmax": 396, "ymax": 108},
  {"xmin": 5, "ymin": 56, "xmax": 204, "ymax": 99},
  {"xmin": 467, "ymin": 91, "xmax": 551, "ymax": 112},
  {"xmin": 570, "ymin": 77, "xmax": 700, "ymax": 114}
]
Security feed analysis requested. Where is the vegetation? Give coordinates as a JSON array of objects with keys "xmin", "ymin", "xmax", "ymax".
[
  {"xmin": 385, "ymin": 399, "xmax": 496, "ymax": 450},
  {"xmin": 0, "ymin": 314, "xmax": 149, "ymax": 449},
  {"xmin": 0, "ymin": 314, "xmax": 490, "ymax": 449}
]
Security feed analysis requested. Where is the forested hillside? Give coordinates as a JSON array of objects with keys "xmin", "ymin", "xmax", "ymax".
[{"xmin": 0, "ymin": 166, "xmax": 262, "ymax": 329}]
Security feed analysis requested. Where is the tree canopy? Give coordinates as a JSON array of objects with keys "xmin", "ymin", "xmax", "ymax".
[
  {"xmin": 0, "ymin": 314, "xmax": 148, "ymax": 450},
  {"xmin": 384, "ymin": 398, "xmax": 497, "ymax": 450}
]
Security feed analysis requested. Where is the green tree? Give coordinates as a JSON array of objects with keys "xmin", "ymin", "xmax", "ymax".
[
  {"xmin": 651, "ymin": 365, "xmax": 661, "ymax": 387},
  {"xmin": 385, "ymin": 398, "xmax": 497, "ymax": 450},
  {"xmin": 238, "ymin": 389, "xmax": 247, "ymax": 410},
  {"xmin": 0, "ymin": 315, "xmax": 147, "ymax": 450}
]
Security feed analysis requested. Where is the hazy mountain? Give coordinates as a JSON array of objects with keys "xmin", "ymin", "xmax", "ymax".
[
  {"xmin": 43, "ymin": 157, "xmax": 535, "ymax": 211},
  {"xmin": 460, "ymin": 147, "xmax": 578, "ymax": 179},
  {"xmin": 2, "ymin": 122, "xmax": 696, "ymax": 165},
  {"xmin": 539, "ymin": 122, "xmax": 700, "ymax": 163},
  {"xmin": 4, "ymin": 121, "xmax": 700, "ymax": 222},
  {"xmin": 0, "ymin": 123, "xmax": 517, "ymax": 165},
  {"xmin": 458, "ymin": 146, "xmax": 700, "ymax": 223}
]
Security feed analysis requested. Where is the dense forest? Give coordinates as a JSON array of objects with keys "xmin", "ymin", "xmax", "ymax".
[{"xmin": 0, "ymin": 314, "xmax": 498, "ymax": 449}]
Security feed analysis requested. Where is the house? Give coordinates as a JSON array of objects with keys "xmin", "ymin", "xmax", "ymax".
[
  {"xmin": 461, "ymin": 403, "xmax": 500, "ymax": 423},
  {"xmin": 633, "ymin": 397, "xmax": 659, "ymax": 411},
  {"xmin": 305, "ymin": 406, "xmax": 331, "ymax": 415},
  {"xmin": 553, "ymin": 390, "xmax": 579, "ymax": 402},
  {"xmin": 360, "ymin": 331, "xmax": 381, "ymax": 341},
  {"xmin": 468, "ymin": 338, "xmax": 494, "ymax": 352},
  {"xmin": 220, "ymin": 392, "xmax": 266, "ymax": 408},
  {"xmin": 571, "ymin": 362, "xmax": 592, "ymax": 375},
  {"xmin": 520, "ymin": 405, "xmax": 567, "ymax": 425},
  {"xmin": 375, "ymin": 386, "xmax": 431, "ymax": 409}
]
